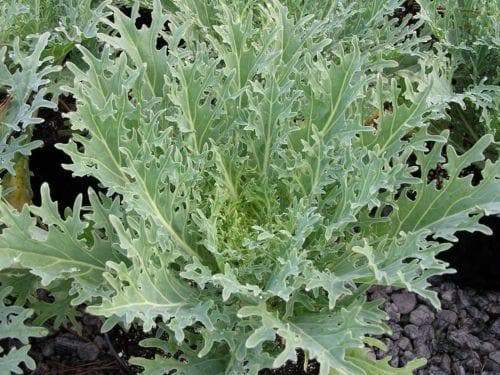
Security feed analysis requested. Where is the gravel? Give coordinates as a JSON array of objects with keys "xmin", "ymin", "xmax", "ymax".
[{"xmin": 368, "ymin": 279, "xmax": 500, "ymax": 374}]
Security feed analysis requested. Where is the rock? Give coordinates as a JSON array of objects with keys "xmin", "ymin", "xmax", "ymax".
[
  {"xmin": 490, "ymin": 337, "xmax": 500, "ymax": 349},
  {"xmin": 488, "ymin": 304, "xmax": 500, "ymax": 315},
  {"xmin": 397, "ymin": 337, "xmax": 411, "ymax": 350},
  {"xmin": 441, "ymin": 289, "xmax": 455, "ymax": 303},
  {"xmin": 464, "ymin": 351, "xmax": 482, "ymax": 372},
  {"xmin": 389, "ymin": 356, "xmax": 399, "ymax": 368},
  {"xmin": 466, "ymin": 306, "xmax": 489, "ymax": 322},
  {"xmin": 54, "ymin": 334, "xmax": 99, "ymax": 361},
  {"xmin": 491, "ymin": 318, "xmax": 500, "ymax": 337},
  {"xmin": 484, "ymin": 358, "xmax": 500, "ymax": 372},
  {"xmin": 489, "ymin": 351, "xmax": 500, "ymax": 364},
  {"xmin": 403, "ymin": 350, "xmax": 416, "ymax": 361},
  {"xmin": 457, "ymin": 309, "xmax": 468, "ymax": 321},
  {"xmin": 453, "ymin": 349, "xmax": 470, "ymax": 360},
  {"xmin": 437, "ymin": 309, "xmax": 458, "ymax": 326},
  {"xmin": 451, "ymin": 363, "xmax": 466, "ymax": 375},
  {"xmin": 389, "ymin": 322, "xmax": 402, "ymax": 340},
  {"xmin": 55, "ymin": 334, "xmax": 80, "ymax": 353},
  {"xmin": 414, "ymin": 340, "xmax": 431, "ymax": 359},
  {"xmin": 441, "ymin": 354, "xmax": 451, "ymax": 372},
  {"xmin": 440, "ymin": 283, "xmax": 456, "ymax": 302},
  {"xmin": 457, "ymin": 290, "xmax": 471, "ymax": 307},
  {"xmin": 418, "ymin": 324, "xmax": 435, "ymax": 341},
  {"xmin": 410, "ymin": 305, "xmax": 435, "ymax": 326},
  {"xmin": 480, "ymin": 341, "xmax": 496, "ymax": 354},
  {"xmin": 369, "ymin": 286, "xmax": 389, "ymax": 301},
  {"xmin": 449, "ymin": 329, "xmax": 481, "ymax": 350},
  {"xmin": 78, "ymin": 343, "xmax": 99, "ymax": 361},
  {"xmin": 391, "ymin": 291, "xmax": 417, "ymax": 314},
  {"xmin": 428, "ymin": 365, "xmax": 447, "ymax": 375},
  {"xmin": 386, "ymin": 303, "xmax": 400, "ymax": 321},
  {"xmin": 404, "ymin": 324, "xmax": 419, "ymax": 339},
  {"xmin": 475, "ymin": 296, "xmax": 489, "ymax": 309},
  {"xmin": 486, "ymin": 292, "xmax": 500, "ymax": 303}
]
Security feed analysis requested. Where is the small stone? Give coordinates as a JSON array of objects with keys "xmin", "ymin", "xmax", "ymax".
[
  {"xmin": 475, "ymin": 296, "xmax": 489, "ymax": 309},
  {"xmin": 428, "ymin": 365, "xmax": 447, "ymax": 375},
  {"xmin": 480, "ymin": 342, "xmax": 496, "ymax": 354},
  {"xmin": 386, "ymin": 303, "xmax": 400, "ymax": 321},
  {"xmin": 382, "ymin": 337, "xmax": 393, "ymax": 350},
  {"xmin": 437, "ymin": 309, "xmax": 458, "ymax": 326},
  {"xmin": 441, "ymin": 289, "xmax": 455, "ymax": 303},
  {"xmin": 369, "ymin": 286, "xmax": 389, "ymax": 301},
  {"xmin": 488, "ymin": 304, "xmax": 500, "ymax": 315},
  {"xmin": 409, "ymin": 305, "xmax": 435, "ymax": 326},
  {"xmin": 414, "ymin": 341, "xmax": 431, "ymax": 359},
  {"xmin": 397, "ymin": 337, "xmax": 411, "ymax": 350},
  {"xmin": 403, "ymin": 350, "xmax": 416, "ymax": 362},
  {"xmin": 55, "ymin": 334, "xmax": 81, "ymax": 352},
  {"xmin": 466, "ymin": 306, "xmax": 489, "ymax": 322},
  {"xmin": 389, "ymin": 322, "xmax": 402, "ymax": 340},
  {"xmin": 457, "ymin": 290, "xmax": 471, "ymax": 307},
  {"xmin": 451, "ymin": 363, "xmax": 466, "ymax": 375},
  {"xmin": 453, "ymin": 349, "xmax": 470, "ymax": 360},
  {"xmin": 491, "ymin": 337, "xmax": 500, "ymax": 349},
  {"xmin": 466, "ymin": 306, "xmax": 480, "ymax": 318},
  {"xmin": 485, "ymin": 358, "xmax": 500, "ymax": 372},
  {"xmin": 54, "ymin": 334, "xmax": 99, "ymax": 361},
  {"xmin": 465, "ymin": 352, "xmax": 482, "ymax": 371},
  {"xmin": 391, "ymin": 291, "xmax": 417, "ymax": 314},
  {"xmin": 489, "ymin": 351, "xmax": 500, "ymax": 364},
  {"xmin": 449, "ymin": 329, "xmax": 480, "ymax": 349},
  {"xmin": 441, "ymin": 354, "xmax": 451, "ymax": 372},
  {"xmin": 389, "ymin": 356, "xmax": 399, "ymax": 368},
  {"xmin": 78, "ymin": 343, "xmax": 99, "ymax": 361},
  {"xmin": 404, "ymin": 324, "xmax": 419, "ymax": 339},
  {"xmin": 491, "ymin": 318, "xmax": 500, "ymax": 337},
  {"xmin": 418, "ymin": 324, "xmax": 435, "ymax": 341},
  {"xmin": 486, "ymin": 292, "xmax": 500, "ymax": 303}
]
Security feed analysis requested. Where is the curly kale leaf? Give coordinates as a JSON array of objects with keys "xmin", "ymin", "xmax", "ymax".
[{"xmin": 0, "ymin": 287, "xmax": 47, "ymax": 374}]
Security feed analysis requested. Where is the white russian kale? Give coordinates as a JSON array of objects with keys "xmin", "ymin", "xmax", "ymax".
[
  {"xmin": 0, "ymin": 287, "xmax": 47, "ymax": 374},
  {"xmin": 0, "ymin": 33, "xmax": 60, "ymax": 175},
  {"xmin": 0, "ymin": 1, "xmax": 499, "ymax": 374},
  {"xmin": 416, "ymin": 0, "xmax": 500, "ymax": 152}
]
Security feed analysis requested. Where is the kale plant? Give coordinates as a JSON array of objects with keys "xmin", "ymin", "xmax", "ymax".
[
  {"xmin": 0, "ymin": 1, "xmax": 499, "ymax": 374},
  {"xmin": 0, "ymin": 287, "xmax": 46, "ymax": 374},
  {"xmin": 417, "ymin": 0, "xmax": 500, "ymax": 155}
]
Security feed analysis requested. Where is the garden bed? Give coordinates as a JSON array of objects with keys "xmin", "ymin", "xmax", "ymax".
[
  {"xmin": 1, "ymin": 1, "xmax": 498, "ymax": 374},
  {"xmin": 23, "ymin": 114, "xmax": 500, "ymax": 374}
]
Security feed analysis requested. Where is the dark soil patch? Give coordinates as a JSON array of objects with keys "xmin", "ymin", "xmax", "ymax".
[
  {"xmin": 26, "ymin": 310, "xmax": 320, "ymax": 375},
  {"xmin": 116, "ymin": 6, "xmax": 169, "ymax": 50},
  {"xmin": 259, "ymin": 351, "xmax": 319, "ymax": 375},
  {"xmin": 30, "ymin": 99, "xmax": 101, "ymax": 211},
  {"xmin": 29, "ymin": 315, "xmax": 144, "ymax": 374},
  {"xmin": 439, "ymin": 215, "xmax": 500, "ymax": 291}
]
